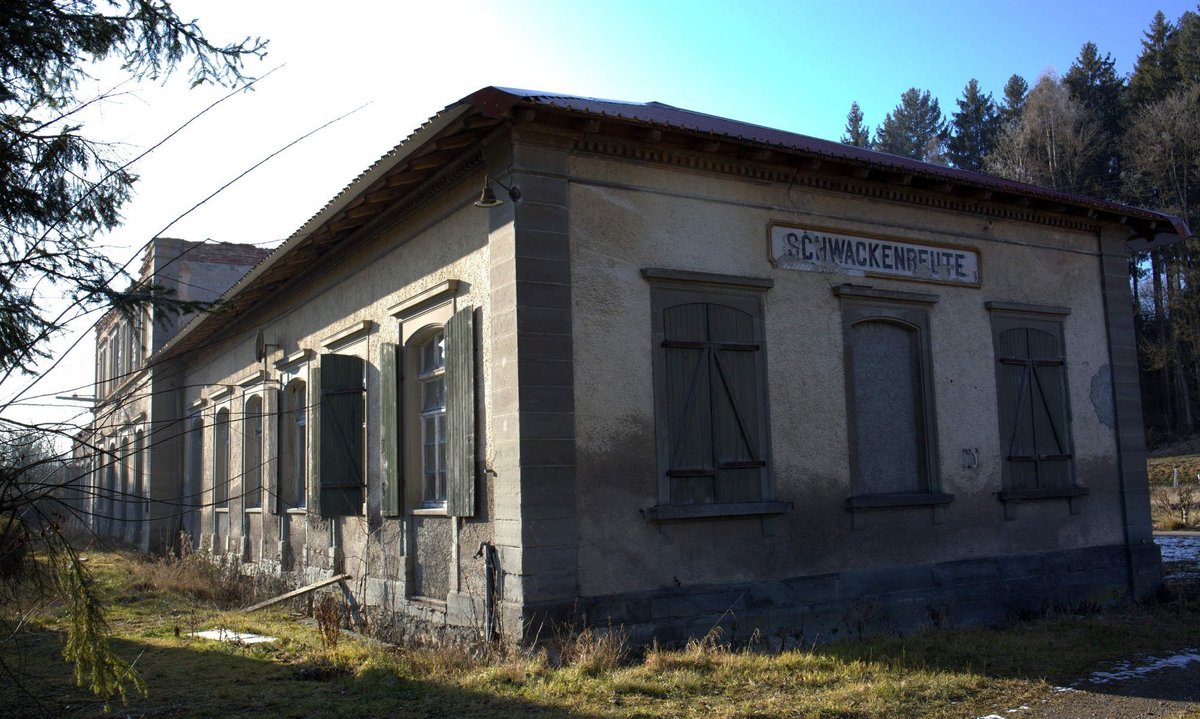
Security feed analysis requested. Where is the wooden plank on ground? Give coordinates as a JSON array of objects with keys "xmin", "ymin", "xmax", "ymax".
[{"xmin": 242, "ymin": 574, "xmax": 352, "ymax": 613}]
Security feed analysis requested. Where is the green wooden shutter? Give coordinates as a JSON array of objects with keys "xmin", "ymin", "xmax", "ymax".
[
  {"xmin": 663, "ymin": 303, "xmax": 715, "ymax": 504},
  {"xmin": 445, "ymin": 307, "xmax": 476, "ymax": 517},
  {"xmin": 708, "ymin": 304, "xmax": 764, "ymax": 502},
  {"xmin": 270, "ymin": 386, "xmax": 285, "ymax": 515},
  {"xmin": 380, "ymin": 342, "xmax": 401, "ymax": 517},
  {"xmin": 661, "ymin": 302, "xmax": 765, "ymax": 505},
  {"xmin": 319, "ymin": 354, "xmax": 365, "ymax": 516},
  {"xmin": 997, "ymin": 326, "xmax": 1073, "ymax": 490}
]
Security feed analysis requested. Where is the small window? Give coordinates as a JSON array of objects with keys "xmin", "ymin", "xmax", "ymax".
[
  {"xmin": 834, "ymin": 285, "xmax": 950, "ymax": 512},
  {"xmin": 987, "ymin": 303, "xmax": 1084, "ymax": 504},
  {"xmin": 643, "ymin": 269, "xmax": 788, "ymax": 521}
]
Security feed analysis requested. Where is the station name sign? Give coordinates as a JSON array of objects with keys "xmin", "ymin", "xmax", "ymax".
[{"xmin": 769, "ymin": 224, "xmax": 980, "ymax": 286}]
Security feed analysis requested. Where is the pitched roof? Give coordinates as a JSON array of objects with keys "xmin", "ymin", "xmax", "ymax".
[{"xmin": 156, "ymin": 86, "xmax": 1190, "ymax": 362}]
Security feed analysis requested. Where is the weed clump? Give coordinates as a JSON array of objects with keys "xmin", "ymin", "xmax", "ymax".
[
  {"xmin": 130, "ymin": 535, "xmax": 282, "ymax": 609},
  {"xmin": 315, "ymin": 592, "xmax": 346, "ymax": 651}
]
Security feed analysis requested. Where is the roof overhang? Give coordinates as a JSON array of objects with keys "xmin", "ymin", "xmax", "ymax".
[{"xmin": 155, "ymin": 86, "xmax": 1191, "ymax": 364}]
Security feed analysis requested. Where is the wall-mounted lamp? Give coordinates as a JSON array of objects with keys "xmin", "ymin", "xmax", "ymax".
[{"xmin": 474, "ymin": 176, "xmax": 522, "ymax": 208}]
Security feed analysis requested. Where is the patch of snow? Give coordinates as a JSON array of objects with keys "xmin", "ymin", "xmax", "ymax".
[
  {"xmin": 975, "ymin": 705, "xmax": 1030, "ymax": 719},
  {"xmin": 1051, "ymin": 686, "xmax": 1080, "ymax": 693},
  {"xmin": 1154, "ymin": 536, "xmax": 1200, "ymax": 580},
  {"xmin": 190, "ymin": 628, "xmax": 277, "ymax": 644},
  {"xmin": 1155, "ymin": 536, "xmax": 1200, "ymax": 563},
  {"xmin": 1085, "ymin": 650, "xmax": 1200, "ymax": 685}
]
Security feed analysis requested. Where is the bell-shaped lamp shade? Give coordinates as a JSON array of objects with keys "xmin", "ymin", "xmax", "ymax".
[{"xmin": 474, "ymin": 185, "xmax": 503, "ymax": 208}]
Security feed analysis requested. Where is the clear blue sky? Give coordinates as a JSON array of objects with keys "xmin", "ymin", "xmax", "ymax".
[{"xmin": 8, "ymin": 0, "xmax": 1197, "ymax": 428}]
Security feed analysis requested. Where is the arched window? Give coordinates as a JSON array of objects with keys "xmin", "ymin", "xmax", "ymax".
[
  {"xmin": 243, "ymin": 396, "xmax": 263, "ymax": 509},
  {"xmin": 279, "ymin": 380, "xmax": 307, "ymax": 510},
  {"xmin": 184, "ymin": 416, "xmax": 204, "ymax": 544},
  {"xmin": 133, "ymin": 430, "xmax": 146, "ymax": 543},
  {"xmin": 834, "ymin": 285, "xmax": 947, "ymax": 516},
  {"xmin": 118, "ymin": 437, "xmax": 130, "ymax": 526},
  {"xmin": 213, "ymin": 408, "xmax": 230, "ymax": 508},
  {"xmin": 103, "ymin": 443, "xmax": 117, "ymax": 533},
  {"xmin": 380, "ymin": 301, "xmax": 476, "ymax": 518}
]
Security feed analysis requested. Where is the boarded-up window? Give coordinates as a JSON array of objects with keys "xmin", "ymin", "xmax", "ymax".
[
  {"xmin": 835, "ymin": 285, "xmax": 940, "ymax": 501},
  {"xmin": 991, "ymin": 313, "xmax": 1074, "ymax": 490},
  {"xmin": 849, "ymin": 320, "xmax": 929, "ymax": 494},
  {"xmin": 649, "ymin": 277, "xmax": 772, "ymax": 508},
  {"xmin": 319, "ymin": 354, "xmax": 365, "ymax": 516}
]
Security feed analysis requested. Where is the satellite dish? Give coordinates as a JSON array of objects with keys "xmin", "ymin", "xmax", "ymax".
[{"xmin": 254, "ymin": 329, "xmax": 267, "ymax": 362}]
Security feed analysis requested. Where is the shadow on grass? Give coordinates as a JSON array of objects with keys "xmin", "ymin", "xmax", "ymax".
[
  {"xmin": 0, "ymin": 626, "xmax": 608, "ymax": 719},
  {"xmin": 803, "ymin": 580, "xmax": 1200, "ymax": 704}
]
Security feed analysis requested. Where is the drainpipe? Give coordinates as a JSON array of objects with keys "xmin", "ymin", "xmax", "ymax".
[{"xmin": 474, "ymin": 541, "xmax": 496, "ymax": 642}]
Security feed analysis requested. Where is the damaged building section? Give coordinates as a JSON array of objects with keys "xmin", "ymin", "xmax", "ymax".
[{"xmin": 89, "ymin": 87, "xmax": 1189, "ymax": 645}]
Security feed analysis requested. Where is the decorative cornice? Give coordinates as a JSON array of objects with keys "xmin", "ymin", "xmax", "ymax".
[{"xmin": 575, "ymin": 137, "xmax": 1102, "ymax": 236}]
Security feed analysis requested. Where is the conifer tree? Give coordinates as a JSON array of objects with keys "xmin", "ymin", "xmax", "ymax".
[
  {"xmin": 0, "ymin": 0, "xmax": 266, "ymax": 706},
  {"xmin": 999, "ymin": 74, "xmax": 1029, "ymax": 126},
  {"xmin": 1129, "ymin": 11, "xmax": 1178, "ymax": 108},
  {"xmin": 873, "ymin": 88, "xmax": 946, "ymax": 163},
  {"xmin": 946, "ymin": 79, "xmax": 998, "ymax": 172},
  {"xmin": 1064, "ymin": 42, "xmax": 1125, "ymax": 197},
  {"xmin": 1171, "ymin": 9, "xmax": 1200, "ymax": 86},
  {"xmin": 841, "ymin": 101, "xmax": 871, "ymax": 148}
]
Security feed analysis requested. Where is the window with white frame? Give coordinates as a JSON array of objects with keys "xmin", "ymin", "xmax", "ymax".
[
  {"xmin": 380, "ymin": 293, "xmax": 476, "ymax": 518},
  {"xmin": 418, "ymin": 331, "xmax": 447, "ymax": 505}
]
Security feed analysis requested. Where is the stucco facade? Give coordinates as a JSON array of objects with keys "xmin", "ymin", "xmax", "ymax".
[{"xmin": 93, "ymin": 88, "xmax": 1185, "ymax": 644}]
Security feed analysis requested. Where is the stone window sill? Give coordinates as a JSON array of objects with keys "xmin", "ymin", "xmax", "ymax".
[
  {"xmin": 215, "ymin": 507, "xmax": 229, "ymax": 513},
  {"xmin": 845, "ymin": 492, "xmax": 955, "ymax": 511},
  {"xmin": 642, "ymin": 500, "xmax": 791, "ymax": 522},
  {"xmin": 244, "ymin": 507, "xmax": 262, "ymax": 513},
  {"xmin": 412, "ymin": 505, "xmax": 449, "ymax": 517},
  {"xmin": 997, "ymin": 486, "xmax": 1088, "ymax": 502}
]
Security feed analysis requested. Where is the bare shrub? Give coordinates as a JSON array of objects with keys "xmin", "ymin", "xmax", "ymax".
[{"xmin": 1153, "ymin": 481, "xmax": 1200, "ymax": 530}]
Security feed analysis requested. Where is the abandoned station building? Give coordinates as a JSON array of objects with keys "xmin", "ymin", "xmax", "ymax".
[{"xmin": 91, "ymin": 87, "xmax": 1189, "ymax": 643}]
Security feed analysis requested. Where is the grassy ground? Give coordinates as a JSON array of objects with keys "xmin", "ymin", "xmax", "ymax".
[{"xmin": 4, "ymin": 548, "xmax": 1200, "ymax": 718}]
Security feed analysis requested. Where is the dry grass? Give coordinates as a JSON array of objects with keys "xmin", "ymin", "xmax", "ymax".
[
  {"xmin": 126, "ymin": 540, "xmax": 284, "ymax": 610},
  {"xmin": 4, "ymin": 548, "xmax": 1200, "ymax": 718}
]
